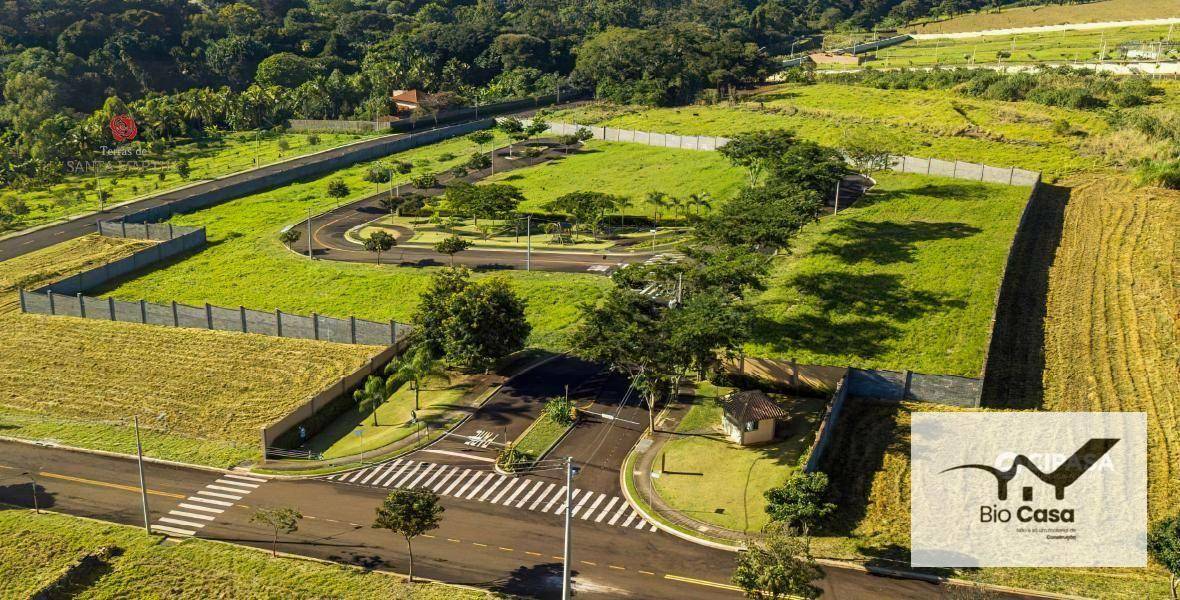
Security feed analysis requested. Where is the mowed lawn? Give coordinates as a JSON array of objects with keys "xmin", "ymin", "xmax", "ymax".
[
  {"xmin": 2, "ymin": 132, "xmax": 368, "ymax": 232},
  {"xmin": 483, "ymin": 140, "xmax": 747, "ymax": 217},
  {"xmin": 747, "ymin": 172, "xmax": 1030, "ymax": 376},
  {"xmin": 552, "ymin": 82, "xmax": 1167, "ymax": 177},
  {"xmin": 0, "ymin": 510, "xmax": 490, "ymax": 599},
  {"xmin": 873, "ymin": 25, "xmax": 1179, "ymax": 68},
  {"xmin": 906, "ymin": 0, "xmax": 1179, "ymax": 33},
  {"xmin": 100, "ymin": 134, "xmax": 611, "ymax": 351},
  {"xmin": 0, "ymin": 235, "xmax": 377, "ymax": 467}
]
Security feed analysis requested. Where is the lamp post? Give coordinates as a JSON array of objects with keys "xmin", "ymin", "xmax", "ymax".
[{"xmin": 18, "ymin": 472, "xmax": 38, "ymax": 514}]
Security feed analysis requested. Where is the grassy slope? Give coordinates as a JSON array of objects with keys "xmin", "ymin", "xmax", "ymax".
[
  {"xmin": 907, "ymin": 0, "xmax": 1179, "ymax": 33},
  {"xmin": 484, "ymin": 140, "xmax": 747, "ymax": 216},
  {"xmin": 3, "ymin": 132, "xmax": 368, "ymax": 232},
  {"xmin": 0, "ymin": 235, "xmax": 376, "ymax": 467},
  {"xmin": 101, "ymin": 133, "xmax": 610, "ymax": 351},
  {"xmin": 552, "ymin": 83, "xmax": 1120, "ymax": 178},
  {"xmin": 0, "ymin": 509, "xmax": 487, "ymax": 599},
  {"xmin": 873, "ymin": 25, "xmax": 1178, "ymax": 68},
  {"xmin": 748, "ymin": 172, "xmax": 1029, "ymax": 376}
]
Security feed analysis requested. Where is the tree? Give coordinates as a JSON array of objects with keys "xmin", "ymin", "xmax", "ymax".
[
  {"xmin": 840, "ymin": 128, "xmax": 904, "ymax": 177},
  {"xmin": 177, "ymin": 160, "xmax": 192, "ymax": 179},
  {"xmin": 543, "ymin": 395, "xmax": 575, "ymax": 426},
  {"xmin": 373, "ymin": 488, "xmax": 444, "ymax": 583},
  {"xmin": 764, "ymin": 472, "xmax": 836, "ymax": 530},
  {"xmin": 665, "ymin": 290, "xmax": 751, "ymax": 379},
  {"xmin": 251, "ymin": 506, "xmax": 303, "ymax": 557},
  {"xmin": 434, "ymin": 235, "xmax": 472, "ymax": 266},
  {"xmin": 363, "ymin": 230, "xmax": 396, "ymax": 264},
  {"xmin": 696, "ymin": 182, "xmax": 821, "ymax": 252},
  {"xmin": 386, "ymin": 344, "xmax": 449, "ymax": 411},
  {"xmin": 732, "ymin": 525, "xmax": 823, "ymax": 599},
  {"xmin": 352, "ymin": 374, "xmax": 388, "ymax": 426},
  {"xmin": 256, "ymin": 52, "xmax": 320, "ymax": 88},
  {"xmin": 411, "ymin": 268, "xmax": 530, "ymax": 371},
  {"xmin": 543, "ymin": 191, "xmax": 624, "ymax": 240},
  {"xmin": 718, "ymin": 129, "xmax": 799, "ymax": 184},
  {"xmin": 1149, "ymin": 516, "xmax": 1180, "ymax": 599},
  {"xmin": 467, "ymin": 130, "xmax": 493, "ymax": 152},
  {"xmin": 327, "ymin": 178, "xmax": 350, "ymax": 199},
  {"xmin": 497, "ymin": 117, "xmax": 526, "ymax": 156},
  {"xmin": 279, "ymin": 228, "xmax": 301, "ymax": 248}
]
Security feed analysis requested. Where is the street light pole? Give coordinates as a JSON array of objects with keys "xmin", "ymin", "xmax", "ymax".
[
  {"xmin": 834, "ymin": 180, "xmax": 841, "ymax": 213},
  {"xmin": 134, "ymin": 415, "xmax": 151, "ymax": 535},
  {"xmin": 307, "ymin": 207, "xmax": 313, "ymax": 259},
  {"xmin": 526, "ymin": 215, "xmax": 532, "ymax": 272},
  {"xmin": 562, "ymin": 456, "xmax": 573, "ymax": 600},
  {"xmin": 19, "ymin": 472, "xmax": 39, "ymax": 514}
]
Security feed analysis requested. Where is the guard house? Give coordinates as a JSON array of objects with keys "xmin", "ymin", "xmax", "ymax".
[
  {"xmin": 390, "ymin": 89, "xmax": 424, "ymax": 115},
  {"xmin": 721, "ymin": 390, "xmax": 789, "ymax": 446}
]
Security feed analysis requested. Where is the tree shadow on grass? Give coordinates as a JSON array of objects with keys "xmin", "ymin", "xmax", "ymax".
[{"xmin": 812, "ymin": 219, "xmax": 982, "ymax": 265}]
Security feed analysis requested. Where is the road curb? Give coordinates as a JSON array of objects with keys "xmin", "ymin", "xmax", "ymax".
[{"xmin": 0, "ymin": 434, "xmax": 245, "ymax": 476}]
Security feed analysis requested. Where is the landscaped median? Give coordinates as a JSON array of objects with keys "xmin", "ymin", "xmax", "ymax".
[{"xmin": 497, "ymin": 396, "xmax": 578, "ymax": 474}]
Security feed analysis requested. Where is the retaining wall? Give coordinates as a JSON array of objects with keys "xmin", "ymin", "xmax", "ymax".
[
  {"xmin": 802, "ymin": 375, "xmax": 851, "ymax": 473},
  {"xmin": 30, "ymin": 224, "xmax": 205, "ymax": 296}
]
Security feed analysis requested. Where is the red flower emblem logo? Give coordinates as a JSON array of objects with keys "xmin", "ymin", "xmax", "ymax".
[{"xmin": 109, "ymin": 115, "xmax": 138, "ymax": 142}]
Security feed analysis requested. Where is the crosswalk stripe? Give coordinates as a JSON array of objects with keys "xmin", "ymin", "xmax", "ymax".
[
  {"xmin": 479, "ymin": 476, "xmax": 508, "ymax": 501},
  {"xmin": 463, "ymin": 472, "xmax": 494, "ymax": 499},
  {"xmin": 430, "ymin": 467, "xmax": 459, "ymax": 491},
  {"xmin": 366, "ymin": 461, "xmax": 399, "ymax": 486},
  {"xmin": 389, "ymin": 462, "xmax": 422, "ymax": 488},
  {"xmin": 404, "ymin": 464, "xmax": 436, "ymax": 489},
  {"xmin": 442, "ymin": 469, "xmax": 471, "ymax": 496},
  {"xmin": 215, "ymin": 478, "xmax": 259, "ymax": 489},
  {"xmin": 198, "ymin": 490, "xmax": 241, "ymax": 500},
  {"xmin": 379, "ymin": 461, "xmax": 414, "ymax": 487},
  {"xmin": 421, "ymin": 465, "xmax": 449, "ymax": 489},
  {"xmin": 372, "ymin": 461, "xmax": 406, "ymax": 487},
  {"xmin": 223, "ymin": 473, "xmax": 266, "ymax": 483},
  {"xmin": 346, "ymin": 468, "xmax": 368, "ymax": 483},
  {"xmin": 154, "ymin": 524, "xmax": 196, "ymax": 536},
  {"xmin": 179, "ymin": 503, "xmax": 223, "ymax": 514},
  {"xmin": 634, "ymin": 516, "xmax": 648, "ymax": 529},
  {"xmin": 608, "ymin": 502, "xmax": 629, "ymax": 525},
  {"xmin": 453, "ymin": 471, "xmax": 482, "ymax": 498},
  {"xmin": 504, "ymin": 479, "xmax": 534, "ymax": 506},
  {"xmin": 552, "ymin": 489, "xmax": 581, "ymax": 514},
  {"xmin": 160, "ymin": 516, "xmax": 205, "ymax": 529},
  {"xmin": 186, "ymin": 496, "xmax": 233, "ymax": 507},
  {"xmin": 520, "ymin": 481, "xmax": 549, "ymax": 509},
  {"xmin": 170, "ymin": 510, "xmax": 215, "ymax": 521},
  {"xmin": 622, "ymin": 511, "xmax": 637, "ymax": 527},
  {"xmin": 491, "ymin": 477, "xmax": 519, "ymax": 504},
  {"xmin": 540, "ymin": 481, "xmax": 566, "ymax": 510},
  {"xmin": 207, "ymin": 484, "xmax": 250, "ymax": 494},
  {"xmin": 355, "ymin": 464, "xmax": 386, "ymax": 485},
  {"xmin": 580, "ymin": 494, "xmax": 606, "ymax": 520},
  {"xmin": 649, "ymin": 523, "xmax": 658, "ymax": 532},
  {"xmin": 570, "ymin": 491, "xmax": 593, "ymax": 517},
  {"xmin": 595, "ymin": 497, "xmax": 620, "ymax": 522}
]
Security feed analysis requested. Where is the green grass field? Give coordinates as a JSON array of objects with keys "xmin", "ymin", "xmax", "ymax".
[
  {"xmin": 907, "ymin": 0, "xmax": 1179, "ymax": 33},
  {"xmin": 652, "ymin": 387, "xmax": 825, "ymax": 535},
  {"xmin": 747, "ymin": 171, "xmax": 1029, "ymax": 376},
  {"xmin": 99, "ymin": 134, "xmax": 611, "ymax": 351},
  {"xmin": 1, "ymin": 132, "xmax": 369, "ymax": 233},
  {"xmin": 869, "ymin": 25, "xmax": 1178, "ymax": 68},
  {"xmin": 484, "ymin": 140, "xmax": 747, "ymax": 217},
  {"xmin": 0, "ymin": 509, "xmax": 488, "ymax": 599},
  {"xmin": 0, "ymin": 235, "xmax": 378, "ymax": 467},
  {"xmin": 552, "ymin": 83, "xmax": 1122, "ymax": 177}
]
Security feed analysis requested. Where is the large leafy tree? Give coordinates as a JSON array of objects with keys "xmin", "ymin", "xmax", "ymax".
[
  {"xmin": 1149, "ymin": 516, "xmax": 1180, "ymax": 599},
  {"xmin": 412, "ymin": 268, "xmax": 530, "ymax": 371},
  {"xmin": 696, "ymin": 182, "xmax": 822, "ymax": 252},
  {"xmin": 732, "ymin": 525, "xmax": 823, "ymax": 599},
  {"xmin": 373, "ymin": 489, "xmax": 444, "ymax": 583},
  {"xmin": 764, "ymin": 472, "xmax": 837, "ymax": 531}
]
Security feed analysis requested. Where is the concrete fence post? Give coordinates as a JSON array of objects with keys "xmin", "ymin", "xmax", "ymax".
[
  {"xmin": 139, "ymin": 300, "xmax": 147, "ymax": 324},
  {"xmin": 790, "ymin": 358, "xmax": 799, "ymax": 389},
  {"xmin": 390, "ymin": 320, "xmax": 397, "ymax": 346},
  {"xmin": 108, "ymin": 297, "xmax": 116, "ymax": 320},
  {"xmin": 171, "ymin": 301, "xmax": 179, "ymax": 326},
  {"xmin": 1009, "ymin": 166, "xmax": 1015, "ymax": 185},
  {"xmin": 18, "ymin": 288, "xmax": 26, "ymax": 313},
  {"xmin": 903, "ymin": 370, "xmax": 913, "ymax": 401},
  {"xmin": 276, "ymin": 309, "xmax": 283, "ymax": 337},
  {"xmin": 240, "ymin": 306, "xmax": 248, "ymax": 333},
  {"xmin": 168, "ymin": 223, "xmax": 174, "ymax": 240},
  {"xmin": 77, "ymin": 293, "xmax": 86, "ymax": 318},
  {"xmin": 312, "ymin": 312, "xmax": 320, "ymax": 340},
  {"xmin": 925, "ymin": 158, "xmax": 932, "ymax": 175},
  {"xmin": 979, "ymin": 165, "xmax": 985, "ymax": 181},
  {"xmin": 205, "ymin": 303, "xmax": 213, "ymax": 329},
  {"xmin": 120, "ymin": 221, "xmax": 127, "ymax": 237},
  {"xmin": 350, "ymin": 316, "xmax": 357, "ymax": 344},
  {"xmin": 48, "ymin": 290, "xmax": 55, "ymax": 315},
  {"xmin": 952, "ymin": 161, "xmax": 959, "ymax": 178}
]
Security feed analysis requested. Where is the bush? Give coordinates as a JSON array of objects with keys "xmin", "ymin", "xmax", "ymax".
[
  {"xmin": 2, "ymin": 196, "xmax": 29, "ymax": 216},
  {"xmin": 307, "ymin": 134, "xmax": 321, "ymax": 146},
  {"xmin": 1136, "ymin": 160, "xmax": 1180, "ymax": 190},
  {"xmin": 326, "ymin": 178, "xmax": 350, "ymax": 198},
  {"xmin": 1110, "ymin": 92, "xmax": 1145, "ymax": 108},
  {"xmin": 412, "ymin": 173, "xmax": 438, "ymax": 189},
  {"xmin": 277, "ymin": 139, "xmax": 290, "ymax": 152},
  {"xmin": 523, "ymin": 146, "xmax": 543, "ymax": 158},
  {"xmin": 466, "ymin": 152, "xmax": 491, "ymax": 170},
  {"xmin": 395, "ymin": 161, "xmax": 413, "ymax": 174},
  {"xmin": 450, "ymin": 166, "xmax": 468, "ymax": 178},
  {"xmin": 438, "ymin": 152, "xmax": 456, "ymax": 162}
]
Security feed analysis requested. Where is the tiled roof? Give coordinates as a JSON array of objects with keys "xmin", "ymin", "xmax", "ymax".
[
  {"xmin": 722, "ymin": 390, "xmax": 788, "ymax": 422},
  {"xmin": 391, "ymin": 89, "xmax": 423, "ymax": 104}
]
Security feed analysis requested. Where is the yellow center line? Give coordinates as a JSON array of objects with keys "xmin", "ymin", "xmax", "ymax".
[
  {"xmin": 447, "ymin": 538, "xmax": 461, "ymax": 543},
  {"xmin": 552, "ymin": 555, "xmax": 564, "ymax": 561},
  {"xmin": 39, "ymin": 471, "xmax": 186, "ymax": 499},
  {"xmin": 498, "ymin": 547, "xmax": 513, "ymax": 552},
  {"xmin": 638, "ymin": 570, "xmax": 655, "ymax": 576},
  {"xmin": 472, "ymin": 542, "xmax": 488, "ymax": 548},
  {"xmin": 422, "ymin": 534, "xmax": 436, "ymax": 538},
  {"xmin": 608, "ymin": 565, "xmax": 625, "ymax": 570},
  {"xmin": 580, "ymin": 560, "xmax": 597, "ymax": 566},
  {"xmin": 664, "ymin": 574, "xmax": 748, "ymax": 594},
  {"xmin": 525, "ymin": 551, "xmax": 542, "ymax": 557}
]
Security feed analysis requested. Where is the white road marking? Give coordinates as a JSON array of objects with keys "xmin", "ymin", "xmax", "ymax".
[
  {"xmin": 389, "ymin": 462, "xmax": 422, "ymax": 488},
  {"xmin": 422, "ymin": 465, "xmax": 449, "ymax": 489},
  {"xmin": 224, "ymin": 473, "xmax": 267, "ymax": 483},
  {"xmin": 552, "ymin": 489, "xmax": 582, "ymax": 514},
  {"xmin": 580, "ymin": 494, "xmax": 605, "ymax": 520},
  {"xmin": 570, "ymin": 491, "xmax": 593, "ymax": 518},
  {"xmin": 373, "ymin": 462, "xmax": 407, "ymax": 487},
  {"xmin": 170, "ymin": 510, "xmax": 215, "ymax": 521},
  {"xmin": 186, "ymin": 496, "xmax": 233, "ymax": 507},
  {"xmin": 532, "ymin": 483, "xmax": 559, "ymax": 511},
  {"xmin": 622, "ymin": 511, "xmax": 637, "ymax": 527},
  {"xmin": 206, "ymin": 485, "xmax": 250, "ymax": 494},
  {"xmin": 160, "ymin": 516, "xmax": 205, "ymax": 529},
  {"xmin": 179, "ymin": 503, "xmax": 223, "ymax": 514},
  {"xmin": 608, "ymin": 501, "xmax": 629, "ymax": 525},
  {"xmin": 197, "ymin": 490, "xmax": 242, "ymax": 500},
  {"xmin": 478, "ymin": 475, "xmax": 508, "ymax": 501},
  {"xmin": 429, "ymin": 467, "xmax": 459, "ymax": 491},
  {"xmin": 504, "ymin": 479, "xmax": 536, "ymax": 507},
  {"xmin": 153, "ymin": 524, "xmax": 196, "ymax": 536},
  {"xmin": 419, "ymin": 448, "xmax": 496, "ymax": 462},
  {"xmin": 363, "ymin": 462, "xmax": 396, "ymax": 485},
  {"xmin": 215, "ymin": 478, "xmax": 259, "ymax": 489},
  {"xmin": 649, "ymin": 523, "xmax": 658, "ymax": 532},
  {"xmin": 596, "ymin": 497, "xmax": 620, "ymax": 523},
  {"xmin": 633, "ymin": 516, "xmax": 648, "ymax": 529},
  {"xmin": 405, "ymin": 464, "xmax": 436, "ymax": 489},
  {"xmin": 463, "ymin": 472, "xmax": 494, "ymax": 499},
  {"xmin": 491, "ymin": 477, "xmax": 518, "ymax": 504},
  {"xmin": 442, "ymin": 469, "xmax": 472, "ymax": 496},
  {"xmin": 346, "ymin": 469, "xmax": 367, "ymax": 483}
]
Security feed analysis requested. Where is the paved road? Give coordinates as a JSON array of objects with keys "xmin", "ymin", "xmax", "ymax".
[{"xmin": 0, "ymin": 439, "xmax": 987, "ymax": 599}]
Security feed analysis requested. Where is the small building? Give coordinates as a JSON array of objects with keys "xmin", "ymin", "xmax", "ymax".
[
  {"xmin": 391, "ymin": 89, "xmax": 425, "ymax": 115},
  {"xmin": 721, "ymin": 390, "xmax": 789, "ymax": 446}
]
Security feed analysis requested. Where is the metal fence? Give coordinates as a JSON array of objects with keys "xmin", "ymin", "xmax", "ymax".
[{"xmin": 19, "ymin": 289, "xmax": 407, "ymax": 347}]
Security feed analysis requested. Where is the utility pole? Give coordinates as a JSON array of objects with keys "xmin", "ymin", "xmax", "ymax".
[
  {"xmin": 20, "ymin": 472, "xmax": 38, "ymax": 514},
  {"xmin": 526, "ymin": 215, "xmax": 532, "ymax": 272},
  {"xmin": 307, "ymin": 207, "xmax": 313, "ymax": 259},
  {"xmin": 134, "ymin": 416, "xmax": 151, "ymax": 535},
  {"xmin": 675, "ymin": 272, "xmax": 683, "ymax": 305},
  {"xmin": 562, "ymin": 456, "xmax": 573, "ymax": 600},
  {"xmin": 834, "ymin": 180, "xmax": 841, "ymax": 213}
]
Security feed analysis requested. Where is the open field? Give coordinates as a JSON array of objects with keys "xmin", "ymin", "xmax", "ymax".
[
  {"xmin": 100, "ymin": 134, "xmax": 611, "ymax": 351},
  {"xmin": 0, "ymin": 509, "xmax": 488, "ymax": 599},
  {"xmin": 305, "ymin": 373, "xmax": 484, "ymax": 460},
  {"xmin": 484, "ymin": 140, "xmax": 746, "ymax": 217},
  {"xmin": 747, "ymin": 172, "xmax": 1029, "ymax": 376},
  {"xmin": 2, "ymin": 132, "xmax": 368, "ymax": 233},
  {"xmin": 653, "ymin": 386, "xmax": 825, "ymax": 534},
  {"xmin": 0, "ymin": 235, "xmax": 377, "ymax": 467},
  {"xmin": 869, "ymin": 25, "xmax": 1179, "ymax": 68},
  {"xmin": 552, "ymin": 83, "xmax": 1132, "ymax": 177},
  {"xmin": 907, "ymin": 0, "xmax": 1179, "ymax": 34}
]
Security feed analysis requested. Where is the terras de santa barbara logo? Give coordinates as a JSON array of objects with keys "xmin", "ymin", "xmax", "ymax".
[{"xmin": 109, "ymin": 114, "xmax": 138, "ymax": 142}]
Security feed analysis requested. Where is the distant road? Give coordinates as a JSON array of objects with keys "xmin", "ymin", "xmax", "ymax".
[{"xmin": 909, "ymin": 17, "xmax": 1180, "ymax": 39}]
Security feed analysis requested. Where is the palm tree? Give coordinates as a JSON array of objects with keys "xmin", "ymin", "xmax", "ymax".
[
  {"xmin": 645, "ymin": 191, "xmax": 670, "ymax": 223},
  {"xmin": 353, "ymin": 375, "xmax": 388, "ymax": 426},
  {"xmin": 686, "ymin": 192, "xmax": 712, "ymax": 219},
  {"xmin": 385, "ymin": 345, "xmax": 449, "ymax": 411}
]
